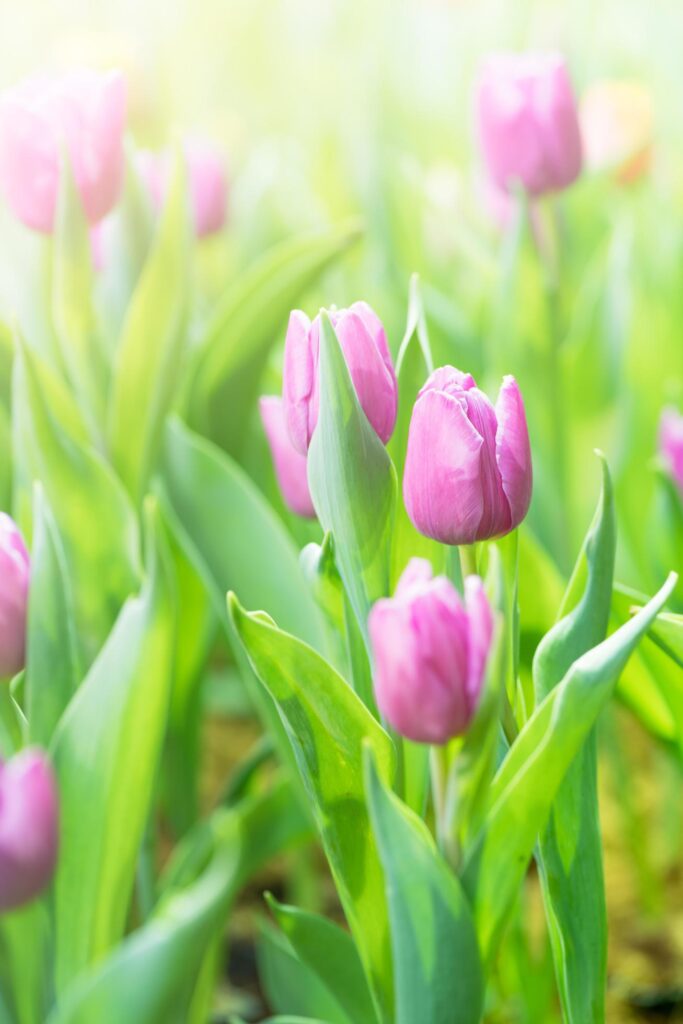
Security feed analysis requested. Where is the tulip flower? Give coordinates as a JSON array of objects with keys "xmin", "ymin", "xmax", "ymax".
[
  {"xmin": 369, "ymin": 559, "xmax": 493, "ymax": 744},
  {"xmin": 0, "ymin": 69, "xmax": 126, "ymax": 233},
  {"xmin": 0, "ymin": 748, "xmax": 59, "ymax": 911},
  {"xmin": 282, "ymin": 302, "xmax": 398, "ymax": 454},
  {"xmin": 0, "ymin": 514, "xmax": 30, "ymax": 679},
  {"xmin": 476, "ymin": 52, "xmax": 582, "ymax": 197},
  {"xmin": 259, "ymin": 396, "xmax": 315, "ymax": 518},
  {"xmin": 580, "ymin": 80, "xmax": 652, "ymax": 185},
  {"xmin": 659, "ymin": 407, "xmax": 683, "ymax": 496},
  {"xmin": 403, "ymin": 367, "xmax": 532, "ymax": 546},
  {"xmin": 138, "ymin": 137, "xmax": 228, "ymax": 238}
]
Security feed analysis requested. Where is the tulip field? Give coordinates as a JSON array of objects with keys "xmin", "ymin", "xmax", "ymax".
[{"xmin": 0, "ymin": 1, "xmax": 682, "ymax": 1022}]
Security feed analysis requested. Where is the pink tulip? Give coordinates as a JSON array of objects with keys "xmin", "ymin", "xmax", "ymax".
[
  {"xmin": 0, "ymin": 748, "xmax": 59, "ymax": 911},
  {"xmin": 476, "ymin": 52, "xmax": 582, "ymax": 197},
  {"xmin": 403, "ymin": 367, "xmax": 532, "ymax": 546},
  {"xmin": 260, "ymin": 396, "xmax": 315, "ymax": 519},
  {"xmin": 138, "ymin": 137, "xmax": 228, "ymax": 238},
  {"xmin": 659, "ymin": 408, "xmax": 683, "ymax": 496},
  {"xmin": 0, "ymin": 69, "xmax": 126, "ymax": 233},
  {"xmin": 282, "ymin": 302, "xmax": 398, "ymax": 455},
  {"xmin": 369, "ymin": 559, "xmax": 493, "ymax": 744},
  {"xmin": 0, "ymin": 515, "xmax": 30, "ymax": 679}
]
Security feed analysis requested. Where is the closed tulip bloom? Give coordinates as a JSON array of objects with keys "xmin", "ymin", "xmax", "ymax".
[
  {"xmin": 0, "ymin": 748, "xmax": 59, "ymax": 911},
  {"xmin": 138, "ymin": 137, "xmax": 228, "ymax": 237},
  {"xmin": 403, "ymin": 368, "xmax": 532, "ymax": 546},
  {"xmin": 283, "ymin": 302, "xmax": 398, "ymax": 455},
  {"xmin": 0, "ymin": 514, "xmax": 30, "ymax": 679},
  {"xmin": 369, "ymin": 559, "xmax": 493, "ymax": 744},
  {"xmin": 659, "ymin": 408, "xmax": 683, "ymax": 496},
  {"xmin": 477, "ymin": 53, "xmax": 582, "ymax": 197},
  {"xmin": 0, "ymin": 69, "xmax": 126, "ymax": 233},
  {"xmin": 260, "ymin": 396, "xmax": 315, "ymax": 518}
]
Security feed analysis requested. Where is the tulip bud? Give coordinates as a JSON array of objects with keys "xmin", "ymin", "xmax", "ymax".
[
  {"xmin": 259, "ymin": 396, "xmax": 315, "ymax": 518},
  {"xmin": 0, "ymin": 69, "xmax": 126, "ymax": 233},
  {"xmin": 476, "ymin": 53, "xmax": 582, "ymax": 197},
  {"xmin": 138, "ymin": 137, "xmax": 228, "ymax": 238},
  {"xmin": 369, "ymin": 559, "xmax": 493, "ymax": 744},
  {"xmin": 0, "ymin": 748, "xmax": 59, "ymax": 911},
  {"xmin": 0, "ymin": 514, "xmax": 30, "ymax": 679},
  {"xmin": 659, "ymin": 407, "xmax": 683, "ymax": 496},
  {"xmin": 403, "ymin": 368, "xmax": 532, "ymax": 546},
  {"xmin": 282, "ymin": 302, "xmax": 398, "ymax": 455}
]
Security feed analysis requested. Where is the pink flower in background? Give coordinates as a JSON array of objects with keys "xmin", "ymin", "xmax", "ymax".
[
  {"xmin": 138, "ymin": 137, "xmax": 228, "ymax": 238},
  {"xmin": 659, "ymin": 407, "xmax": 683, "ymax": 496},
  {"xmin": 0, "ymin": 749, "xmax": 59, "ymax": 911},
  {"xmin": 0, "ymin": 69, "xmax": 126, "ymax": 233},
  {"xmin": 403, "ymin": 367, "xmax": 532, "ymax": 546},
  {"xmin": 0, "ymin": 514, "xmax": 30, "ymax": 679},
  {"xmin": 282, "ymin": 302, "xmax": 398, "ymax": 454},
  {"xmin": 476, "ymin": 52, "xmax": 582, "ymax": 197},
  {"xmin": 369, "ymin": 559, "xmax": 493, "ymax": 744},
  {"xmin": 260, "ymin": 396, "xmax": 316, "ymax": 518}
]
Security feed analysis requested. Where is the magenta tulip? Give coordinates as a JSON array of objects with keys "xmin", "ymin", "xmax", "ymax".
[
  {"xmin": 282, "ymin": 302, "xmax": 398, "ymax": 455},
  {"xmin": 260, "ymin": 396, "xmax": 315, "ymax": 519},
  {"xmin": 0, "ymin": 748, "xmax": 59, "ymax": 911},
  {"xmin": 0, "ymin": 69, "xmax": 126, "ymax": 233},
  {"xmin": 403, "ymin": 367, "xmax": 532, "ymax": 546},
  {"xmin": 659, "ymin": 407, "xmax": 683, "ymax": 496},
  {"xmin": 138, "ymin": 137, "xmax": 228, "ymax": 238},
  {"xmin": 476, "ymin": 52, "xmax": 582, "ymax": 197},
  {"xmin": 369, "ymin": 559, "xmax": 493, "ymax": 744},
  {"xmin": 0, "ymin": 514, "xmax": 30, "ymax": 679}
]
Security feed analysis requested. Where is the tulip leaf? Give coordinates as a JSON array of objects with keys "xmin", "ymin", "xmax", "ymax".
[
  {"xmin": 109, "ymin": 148, "xmax": 190, "ymax": 504},
  {"xmin": 364, "ymin": 749, "xmax": 483, "ymax": 1024},
  {"xmin": 51, "ymin": 501, "xmax": 175, "ymax": 993},
  {"xmin": 265, "ymin": 894, "xmax": 378, "ymax": 1024},
  {"xmin": 308, "ymin": 311, "xmax": 397, "ymax": 646},
  {"xmin": 186, "ymin": 222, "xmax": 361, "ymax": 456},
  {"xmin": 533, "ymin": 454, "xmax": 615, "ymax": 1024},
  {"xmin": 463, "ymin": 571, "xmax": 678, "ymax": 965},
  {"xmin": 229, "ymin": 596, "xmax": 395, "ymax": 1024}
]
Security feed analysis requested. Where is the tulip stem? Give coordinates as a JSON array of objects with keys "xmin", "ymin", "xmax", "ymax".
[
  {"xmin": 430, "ymin": 745, "xmax": 458, "ymax": 869},
  {"xmin": 459, "ymin": 544, "xmax": 478, "ymax": 581}
]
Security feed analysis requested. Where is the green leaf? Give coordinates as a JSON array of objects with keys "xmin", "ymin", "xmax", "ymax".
[
  {"xmin": 307, "ymin": 311, "xmax": 396, "ymax": 646},
  {"xmin": 364, "ymin": 749, "xmax": 483, "ymax": 1024},
  {"xmin": 533, "ymin": 455, "xmax": 616, "ymax": 1024},
  {"xmin": 463, "ymin": 571, "xmax": 678, "ymax": 965},
  {"xmin": 186, "ymin": 222, "xmax": 361, "ymax": 456},
  {"xmin": 265, "ymin": 895, "xmax": 378, "ymax": 1024},
  {"xmin": 108, "ymin": 148, "xmax": 190, "ymax": 504},
  {"xmin": 51, "ymin": 500, "xmax": 176, "ymax": 993},
  {"xmin": 0, "ymin": 901, "xmax": 51, "ymax": 1024},
  {"xmin": 229, "ymin": 597, "xmax": 395, "ymax": 1023},
  {"xmin": 25, "ymin": 485, "xmax": 80, "ymax": 746},
  {"xmin": 257, "ymin": 921, "xmax": 350, "ymax": 1024}
]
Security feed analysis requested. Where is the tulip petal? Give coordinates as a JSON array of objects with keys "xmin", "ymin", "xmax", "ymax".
[
  {"xmin": 282, "ymin": 309, "xmax": 315, "ymax": 454},
  {"xmin": 260, "ymin": 396, "xmax": 315, "ymax": 519},
  {"xmin": 495, "ymin": 375, "xmax": 533, "ymax": 530},
  {"xmin": 0, "ymin": 750, "xmax": 58, "ymax": 911},
  {"xmin": 335, "ymin": 310, "xmax": 398, "ymax": 445},
  {"xmin": 464, "ymin": 575, "xmax": 495, "ymax": 712}
]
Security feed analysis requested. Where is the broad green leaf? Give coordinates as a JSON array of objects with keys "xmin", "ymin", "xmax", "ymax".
[
  {"xmin": 229, "ymin": 597, "xmax": 395, "ymax": 1023},
  {"xmin": 257, "ymin": 921, "xmax": 350, "ymax": 1024},
  {"xmin": 185, "ymin": 222, "xmax": 361, "ymax": 456},
  {"xmin": 108, "ymin": 149, "xmax": 190, "ymax": 504},
  {"xmin": 364, "ymin": 749, "xmax": 483, "ymax": 1024},
  {"xmin": 13, "ymin": 342, "xmax": 140, "ymax": 668},
  {"xmin": 51, "ymin": 501, "xmax": 175, "ymax": 992},
  {"xmin": 533, "ymin": 455, "xmax": 615, "ymax": 1024},
  {"xmin": 0, "ymin": 901, "xmax": 50, "ymax": 1024},
  {"xmin": 307, "ymin": 311, "xmax": 396, "ymax": 645},
  {"xmin": 464, "ymin": 572, "xmax": 678, "ymax": 965},
  {"xmin": 266, "ymin": 895, "xmax": 378, "ymax": 1024},
  {"xmin": 25, "ymin": 485, "xmax": 80, "ymax": 746}
]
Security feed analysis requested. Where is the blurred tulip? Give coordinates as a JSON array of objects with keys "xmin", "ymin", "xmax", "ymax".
[
  {"xmin": 659, "ymin": 407, "xmax": 683, "ymax": 496},
  {"xmin": 0, "ymin": 514, "xmax": 30, "ymax": 679},
  {"xmin": 259, "ymin": 396, "xmax": 315, "ymax": 518},
  {"xmin": 404, "ymin": 367, "xmax": 532, "ymax": 546},
  {"xmin": 138, "ymin": 137, "xmax": 228, "ymax": 237},
  {"xmin": 0, "ymin": 748, "xmax": 59, "ymax": 911},
  {"xmin": 282, "ymin": 302, "xmax": 398, "ymax": 454},
  {"xmin": 369, "ymin": 559, "xmax": 493, "ymax": 744},
  {"xmin": 580, "ymin": 80, "xmax": 652, "ymax": 184},
  {"xmin": 476, "ymin": 52, "xmax": 582, "ymax": 197},
  {"xmin": 0, "ymin": 69, "xmax": 126, "ymax": 233}
]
